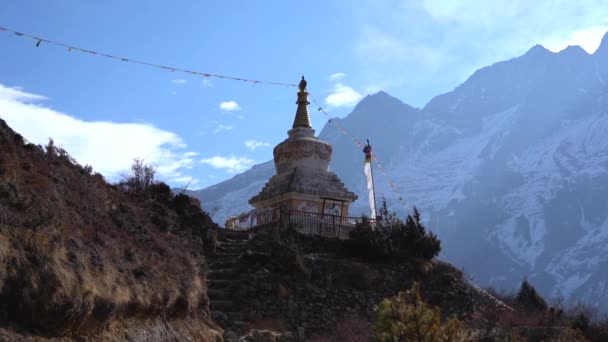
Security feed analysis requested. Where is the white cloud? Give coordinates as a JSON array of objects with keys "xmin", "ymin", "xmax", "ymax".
[
  {"xmin": 219, "ymin": 100, "xmax": 241, "ymax": 111},
  {"xmin": 214, "ymin": 124, "xmax": 233, "ymax": 134},
  {"xmin": 171, "ymin": 79, "xmax": 188, "ymax": 85},
  {"xmin": 0, "ymin": 85, "xmax": 48, "ymax": 102},
  {"xmin": 543, "ymin": 24, "xmax": 608, "ymax": 54},
  {"xmin": 200, "ymin": 156, "xmax": 254, "ymax": 173},
  {"xmin": 328, "ymin": 73, "xmax": 346, "ymax": 81},
  {"xmin": 352, "ymin": 1, "xmax": 608, "ymax": 108},
  {"xmin": 0, "ymin": 84, "xmax": 197, "ymax": 183},
  {"xmin": 325, "ymin": 83, "xmax": 363, "ymax": 108},
  {"xmin": 245, "ymin": 139, "xmax": 271, "ymax": 151},
  {"xmin": 202, "ymin": 79, "xmax": 213, "ymax": 87}
]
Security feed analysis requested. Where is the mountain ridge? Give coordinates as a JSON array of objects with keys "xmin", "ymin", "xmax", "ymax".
[{"xmin": 188, "ymin": 33, "xmax": 608, "ymax": 310}]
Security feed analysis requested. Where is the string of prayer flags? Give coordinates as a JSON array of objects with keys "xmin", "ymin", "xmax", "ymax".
[
  {"xmin": 0, "ymin": 25, "xmax": 298, "ymax": 87},
  {"xmin": 1, "ymin": 24, "xmax": 410, "ymax": 210},
  {"xmin": 309, "ymin": 93, "xmax": 408, "ymax": 211}
]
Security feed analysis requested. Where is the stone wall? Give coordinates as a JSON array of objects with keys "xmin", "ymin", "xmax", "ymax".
[{"xmin": 229, "ymin": 228, "xmax": 511, "ymax": 339}]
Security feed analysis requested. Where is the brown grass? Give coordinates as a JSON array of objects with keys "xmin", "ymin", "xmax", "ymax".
[{"xmin": 0, "ymin": 119, "xmax": 218, "ymax": 339}]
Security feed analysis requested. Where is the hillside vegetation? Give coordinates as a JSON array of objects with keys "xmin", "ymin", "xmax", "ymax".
[{"xmin": 0, "ymin": 119, "xmax": 221, "ymax": 340}]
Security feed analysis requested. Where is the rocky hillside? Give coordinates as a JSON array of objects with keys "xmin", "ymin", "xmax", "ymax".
[
  {"xmin": 3, "ymin": 117, "xmax": 604, "ymax": 341},
  {"xmin": 210, "ymin": 225, "xmax": 511, "ymax": 340},
  {"xmin": 212, "ymin": 225, "xmax": 604, "ymax": 341},
  {"xmin": 0, "ymin": 119, "xmax": 222, "ymax": 340},
  {"xmin": 188, "ymin": 31, "xmax": 608, "ymax": 311}
]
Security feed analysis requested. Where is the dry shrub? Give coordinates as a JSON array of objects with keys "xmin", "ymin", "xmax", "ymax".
[
  {"xmin": 118, "ymin": 157, "xmax": 158, "ymax": 193},
  {"xmin": 373, "ymin": 283, "xmax": 472, "ymax": 342},
  {"xmin": 0, "ymin": 119, "xmax": 217, "ymax": 338},
  {"xmin": 345, "ymin": 205, "xmax": 441, "ymax": 262},
  {"xmin": 0, "ymin": 227, "xmax": 207, "ymax": 336},
  {"xmin": 514, "ymin": 278, "xmax": 548, "ymax": 312},
  {"xmin": 498, "ymin": 309, "xmax": 547, "ymax": 327},
  {"xmin": 553, "ymin": 327, "xmax": 590, "ymax": 341},
  {"xmin": 563, "ymin": 303, "xmax": 608, "ymax": 342}
]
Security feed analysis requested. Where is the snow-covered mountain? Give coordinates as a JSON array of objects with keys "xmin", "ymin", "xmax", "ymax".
[{"xmin": 189, "ymin": 31, "xmax": 608, "ymax": 310}]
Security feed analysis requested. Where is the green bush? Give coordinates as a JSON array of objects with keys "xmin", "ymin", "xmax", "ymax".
[
  {"xmin": 344, "ymin": 201, "xmax": 441, "ymax": 262},
  {"xmin": 373, "ymin": 283, "xmax": 470, "ymax": 342}
]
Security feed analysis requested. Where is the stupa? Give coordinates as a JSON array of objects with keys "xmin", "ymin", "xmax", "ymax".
[{"xmin": 249, "ymin": 77, "xmax": 357, "ymax": 222}]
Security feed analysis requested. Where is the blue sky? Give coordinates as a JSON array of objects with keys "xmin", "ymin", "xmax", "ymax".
[{"xmin": 1, "ymin": 1, "xmax": 607, "ymax": 189}]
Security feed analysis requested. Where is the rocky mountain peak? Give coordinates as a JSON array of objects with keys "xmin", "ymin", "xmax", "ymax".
[
  {"xmin": 561, "ymin": 44, "xmax": 588, "ymax": 56},
  {"xmin": 524, "ymin": 44, "xmax": 553, "ymax": 57},
  {"xmin": 594, "ymin": 30, "xmax": 608, "ymax": 57},
  {"xmin": 358, "ymin": 90, "xmax": 412, "ymax": 109},
  {"xmin": 190, "ymin": 35, "xmax": 608, "ymax": 314}
]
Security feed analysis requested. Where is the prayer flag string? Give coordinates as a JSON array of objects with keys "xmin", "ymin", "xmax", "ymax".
[
  {"xmin": 0, "ymin": 26, "xmax": 297, "ymax": 87},
  {"xmin": 309, "ymin": 93, "xmax": 409, "ymax": 211},
  {"xmin": 1, "ymin": 25, "xmax": 410, "ymax": 211}
]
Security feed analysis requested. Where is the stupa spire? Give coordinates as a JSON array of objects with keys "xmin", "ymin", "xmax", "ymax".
[{"xmin": 293, "ymin": 76, "xmax": 311, "ymax": 128}]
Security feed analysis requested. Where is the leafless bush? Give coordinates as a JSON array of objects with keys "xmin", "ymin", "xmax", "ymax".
[
  {"xmin": 45, "ymin": 138, "xmax": 76, "ymax": 164},
  {"xmin": 120, "ymin": 157, "xmax": 157, "ymax": 192}
]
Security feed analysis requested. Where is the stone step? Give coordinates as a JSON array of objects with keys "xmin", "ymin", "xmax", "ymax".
[
  {"xmin": 210, "ymin": 299, "xmax": 235, "ymax": 311},
  {"xmin": 219, "ymin": 238, "xmax": 248, "ymax": 245},
  {"xmin": 215, "ymin": 251, "xmax": 241, "ymax": 258},
  {"xmin": 233, "ymin": 321, "xmax": 250, "ymax": 330},
  {"xmin": 209, "ymin": 268, "xmax": 236, "ymax": 278},
  {"xmin": 212, "ymin": 257, "xmax": 239, "ymax": 264},
  {"xmin": 207, "ymin": 279, "xmax": 232, "ymax": 289},
  {"xmin": 219, "ymin": 235, "xmax": 249, "ymax": 241},
  {"xmin": 208, "ymin": 288, "xmax": 232, "ymax": 300},
  {"xmin": 217, "ymin": 243, "xmax": 247, "ymax": 249},
  {"xmin": 219, "ymin": 238, "xmax": 249, "ymax": 244},
  {"xmin": 222, "ymin": 231, "xmax": 252, "ymax": 240},
  {"xmin": 218, "ymin": 242, "xmax": 246, "ymax": 248},
  {"xmin": 219, "ymin": 240, "xmax": 248, "ymax": 246},
  {"xmin": 209, "ymin": 260, "xmax": 236, "ymax": 270},
  {"xmin": 217, "ymin": 246, "xmax": 244, "ymax": 253},
  {"xmin": 225, "ymin": 311, "xmax": 246, "ymax": 321},
  {"xmin": 211, "ymin": 310, "xmax": 229, "ymax": 322}
]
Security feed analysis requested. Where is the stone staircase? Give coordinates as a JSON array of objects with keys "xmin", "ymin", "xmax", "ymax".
[{"xmin": 207, "ymin": 229, "xmax": 252, "ymax": 338}]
